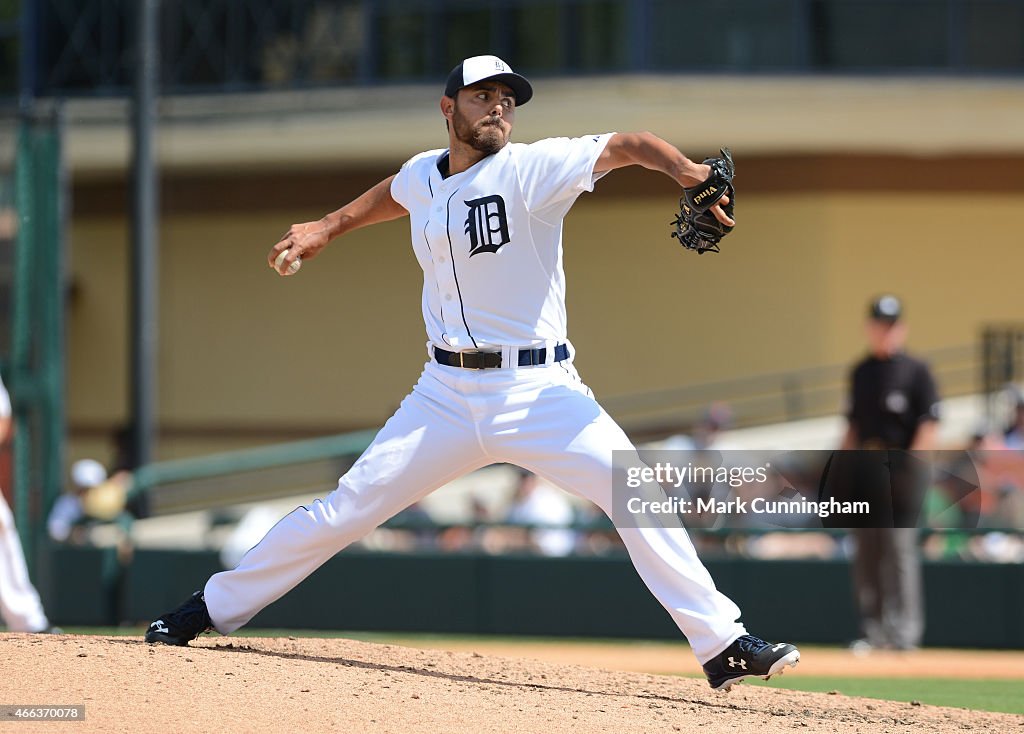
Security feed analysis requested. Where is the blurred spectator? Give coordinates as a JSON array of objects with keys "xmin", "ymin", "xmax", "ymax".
[
  {"xmin": 503, "ymin": 469, "xmax": 577, "ymax": 557},
  {"xmin": 663, "ymin": 402, "xmax": 734, "ymax": 451},
  {"xmin": 932, "ymin": 428, "xmax": 994, "ymax": 531},
  {"xmin": 1003, "ymin": 389, "xmax": 1024, "ymax": 449},
  {"xmin": 662, "ymin": 404, "xmax": 736, "ymax": 546},
  {"xmin": 968, "ymin": 531, "xmax": 1024, "ymax": 563},
  {"xmin": 923, "ymin": 426, "xmax": 1024, "ymax": 561},
  {"xmin": 47, "ymin": 458, "xmax": 133, "ymax": 544},
  {"xmin": 47, "ymin": 458, "xmax": 106, "ymax": 543},
  {"xmin": 745, "ymin": 532, "xmax": 840, "ymax": 560},
  {"xmin": 377, "ymin": 501, "xmax": 440, "ymax": 552},
  {"xmin": 961, "ymin": 424, "xmax": 1024, "ymax": 561},
  {"xmin": 969, "ymin": 426, "xmax": 1008, "ymax": 451},
  {"xmin": 572, "ymin": 501, "xmax": 622, "ymax": 555},
  {"xmin": 0, "ymin": 373, "xmax": 58, "ymax": 633},
  {"xmin": 438, "ymin": 495, "xmax": 491, "ymax": 553},
  {"xmin": 840, "ymin": 294, "xmax": 939, "ymax": 653},
  {"xmin": 957, "ymin": 426, "xmax": 1024, "ymax": 528}
]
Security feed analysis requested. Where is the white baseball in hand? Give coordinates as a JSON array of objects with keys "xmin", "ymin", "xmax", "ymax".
[{"xmin": 275, "ymin": 249, "xmax": 302, "ymax": 276}]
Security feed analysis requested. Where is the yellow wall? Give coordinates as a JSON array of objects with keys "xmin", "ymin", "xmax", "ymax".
[
  {"xmin": 817, "ymin": 193, "xmax": 1024, "ymax": 358},
  {"xmin": 560, "ymin": 191, "xmax": 1023, "ymax": 394},
  {"xmin": 67, "ymin": 187, "xmax": 1024, "ymax": 462}
]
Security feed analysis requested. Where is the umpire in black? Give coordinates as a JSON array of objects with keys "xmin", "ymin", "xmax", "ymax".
[{"xmin": 838, "ymin": 295, "xmax": 940, "ymax": 651}]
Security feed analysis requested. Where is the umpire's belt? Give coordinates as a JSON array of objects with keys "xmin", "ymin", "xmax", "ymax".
[{"xmin": 433, "ymin": 344, "xmax": 569, "ymax": 370}]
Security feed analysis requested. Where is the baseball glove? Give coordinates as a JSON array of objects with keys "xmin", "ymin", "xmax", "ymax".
[{"xmin": 670, "ymin": 148, "xmax": 735, "ymax": 254}]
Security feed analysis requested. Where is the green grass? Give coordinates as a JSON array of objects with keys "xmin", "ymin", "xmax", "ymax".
[{"xmin": 741, "ymin": 675, "xmax": 1024, "ymax": 715}]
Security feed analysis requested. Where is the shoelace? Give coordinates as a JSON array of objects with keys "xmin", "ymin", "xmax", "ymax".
[
  {"xmin": 736, "ymin": 635, "xmax": 769, "ymax": 655},
  {"xmin": 169, "ymin": 596, "xmax": 211, "ymax": 633}
]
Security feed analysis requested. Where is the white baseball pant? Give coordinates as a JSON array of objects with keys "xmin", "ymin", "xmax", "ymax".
[
  {"xmin": 205, "ymin": 361, "xmax": 745, "ymax": 663},
  {"xmin": 0, "ymin": 493, "xmax": 50, "ymax": 633}
]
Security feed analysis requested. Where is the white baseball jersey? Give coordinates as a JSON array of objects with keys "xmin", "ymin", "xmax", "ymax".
[{"xmin": 390, "ymin": 134, "xmax": 614, "ymax": 351}]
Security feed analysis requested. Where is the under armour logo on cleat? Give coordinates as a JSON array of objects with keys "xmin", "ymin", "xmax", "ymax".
[
  {"xmin": 727, "ymin": 657, "xmax": 747, "ymax": 669},
  {"xmin": 772, "ymin": 643, "xmax": 787, "ymax": 652},
  {"xmin": 151, "ymin": 620, "xmax": 168, "ymax": 634}
]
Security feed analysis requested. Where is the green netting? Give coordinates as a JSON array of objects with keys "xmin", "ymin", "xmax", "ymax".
[{"xmin": 6, "ymin": 109, "xmax": 65, "ymax": 570}]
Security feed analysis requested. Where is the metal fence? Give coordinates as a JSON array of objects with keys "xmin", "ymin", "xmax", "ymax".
[
  {"xmin": 2, "ymin": 0, "xmax": 1023, "ymax": 100},
  {"xmin": 603, "ymin": 343, "xmax": 981, "ymax": 439}
]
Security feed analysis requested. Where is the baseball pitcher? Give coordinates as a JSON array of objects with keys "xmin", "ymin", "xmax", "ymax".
[{"xmin": 146, "ymin": 55, "xmax": 799, "ymax": 692}]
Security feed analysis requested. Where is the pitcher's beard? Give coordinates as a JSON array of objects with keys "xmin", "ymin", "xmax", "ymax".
[{"xmin": 454, "ymin": 115, "xmax": 507, "ymax": 155}]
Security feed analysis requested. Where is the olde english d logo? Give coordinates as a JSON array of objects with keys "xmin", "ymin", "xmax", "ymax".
[{"xmin": 464, "ymin": 195, "xmax": 510, "ymax": 256}]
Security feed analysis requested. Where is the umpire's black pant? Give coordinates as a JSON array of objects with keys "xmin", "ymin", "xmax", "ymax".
[
  {"xmin": 851, "ymin": 526, "xmax": 923, "ymax": 649},
  {"xmin": 817, "ymin": 450, "xmax": 927, "ymax": 649}
]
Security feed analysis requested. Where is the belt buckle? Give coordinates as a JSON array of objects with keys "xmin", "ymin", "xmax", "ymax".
[{"xmin": 458, "ymin": 350, "xmax": 485, "ymax": 370}]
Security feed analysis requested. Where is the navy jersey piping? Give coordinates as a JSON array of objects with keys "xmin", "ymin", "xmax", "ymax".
[
  {"xmin": 421, "ymin": 218, "xmax": 446, "ymax": 332},
  {"xmin": 445, "ymin": 187, "xmax": 478, "ymax": 348}
]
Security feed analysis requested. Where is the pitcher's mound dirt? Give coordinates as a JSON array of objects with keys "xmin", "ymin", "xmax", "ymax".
[{"xmin": 2, "ymin": 634, "xmax": 1019, "ymax": 733}]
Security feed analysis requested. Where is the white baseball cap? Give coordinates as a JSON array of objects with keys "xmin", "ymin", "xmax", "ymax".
[
  {"xmin": 71, "ymin": 458, "xmax": 107, "ymax": 489},
  {"xmin": 443, "ymin": 55, "xmax": 533, "ymax": 106}
]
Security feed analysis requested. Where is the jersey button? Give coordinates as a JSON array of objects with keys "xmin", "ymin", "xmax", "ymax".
[
  {"xmin": 445, "ymin": 293, "xmax": 453, "ymax": 301},
  {"xmin": 438, "ymin": 255, "xmax": 447, "ymax": 263},
  {"xmin": 435, "ymin": 207, "xmax": 443, "ymax": 213}
]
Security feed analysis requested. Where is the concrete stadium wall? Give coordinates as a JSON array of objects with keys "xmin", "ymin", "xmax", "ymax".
[{"xmin": 65, "ymin": 158, "xmax": 1024, "ymax": 463}]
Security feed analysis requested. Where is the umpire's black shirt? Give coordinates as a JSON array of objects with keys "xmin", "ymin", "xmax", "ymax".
[
  {"xmin": 847, "ymin": 352, "xmax": 941, "ymax": 450},
  {"xmin": 821, "ymin": 352, "xmax": 942, "ymax": 526}
]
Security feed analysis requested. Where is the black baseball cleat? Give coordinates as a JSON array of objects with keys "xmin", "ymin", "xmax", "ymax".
[
  {"xmin": 703, "ymin": 634, "xmax": 800, "ymax": 691},
  {"xmin": 145, "ymin": 591, "xmax": 213, "ymax": 646}
]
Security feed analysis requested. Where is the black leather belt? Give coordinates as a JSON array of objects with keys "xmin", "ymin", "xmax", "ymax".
[{"xmin": 433, "ymin": 344, "xmax": 569, "ymax": 369}]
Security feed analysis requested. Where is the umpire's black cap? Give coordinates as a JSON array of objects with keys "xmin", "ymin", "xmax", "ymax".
[
  {"xmin": 869, "ymin": 294, "xmax": 903, "ymax": 323},
  {"xmin": 444, "ymin": 55, "xmax": 533, "ymax": 106}
]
